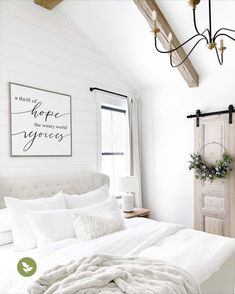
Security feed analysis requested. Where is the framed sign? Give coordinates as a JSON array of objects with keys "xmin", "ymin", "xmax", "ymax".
[{"xmin": 10, "ymin": 83, "xmax": 72, "ymax": 157}]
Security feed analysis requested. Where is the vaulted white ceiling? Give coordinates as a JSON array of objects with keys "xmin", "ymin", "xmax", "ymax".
[{"xmin": 60, "ymin": 0, "xmax": 235, "ymax": 92}]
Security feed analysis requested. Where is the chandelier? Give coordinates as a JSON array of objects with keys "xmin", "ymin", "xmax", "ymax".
[{"xmin": 151, "ymin": 0, "xmax": 234, "ymax": 67}]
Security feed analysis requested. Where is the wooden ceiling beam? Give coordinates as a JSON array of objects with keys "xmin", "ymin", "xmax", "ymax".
[
  {"xmin": 34, "ymin": 0, "xmax": 63, "ymax": 10},
  {"xmin": 133, "ymin": 0, "xmax": 199, "ymax": 88}
]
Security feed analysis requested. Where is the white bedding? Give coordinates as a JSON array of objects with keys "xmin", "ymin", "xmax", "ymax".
[
  {"xmin": 139, "ymin": 227, "xmax": 235, "ymax": 284},
  {"xmin": 0, "ymin": 218, "xmax": 235, "ymax": 294}
]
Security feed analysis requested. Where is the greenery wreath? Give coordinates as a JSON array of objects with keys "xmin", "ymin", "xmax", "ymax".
[{"xmin": 189, "ymin": 142, "xmax": 232, "ymax": 182}]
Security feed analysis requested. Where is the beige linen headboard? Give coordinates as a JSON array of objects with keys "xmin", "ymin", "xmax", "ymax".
[{"xmin": 0, "ymin": 172, "xmax": 109, "ymax": 208}]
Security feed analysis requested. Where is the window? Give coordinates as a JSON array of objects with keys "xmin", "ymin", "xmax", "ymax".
[{"xmin": 101, "ymin": 105, "xmax": 129, "ymax": 196}]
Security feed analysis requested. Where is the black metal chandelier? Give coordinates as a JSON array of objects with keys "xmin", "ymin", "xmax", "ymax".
[{"xmin": 151, "ymin": 0, "xmax": 235, "ymax": 67}]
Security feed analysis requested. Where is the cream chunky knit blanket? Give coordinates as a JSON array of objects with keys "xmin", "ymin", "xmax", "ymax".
[{"xmin": 28, "ymin": 254, "xmax": 201, "ymax": 294}]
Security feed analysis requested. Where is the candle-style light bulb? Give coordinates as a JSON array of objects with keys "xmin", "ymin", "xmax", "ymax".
[
  {"xmin": 168, "ymin": 32, "xmax": 173, "ymax": 50},
  {"xmin": 168, "ymin": 32, "xmax": 173, "ymax": 42},
  {"xmin": 219, "ymin": 38, "xmax": 226, "ymax": 53},
  {"xmin": 152, "ymin": 10, "xmax": 157, "ymax": 21},
  {"xmin": 152, "ymin": 10, "xmax": 157, "ymax": 29},
  {"xmin": 220, "ymin": 39, "xmax": 224, "ymax": 49}
]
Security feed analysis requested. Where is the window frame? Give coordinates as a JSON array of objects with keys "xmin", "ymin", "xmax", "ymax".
[
  {"xmin": 101, "ymin": 105, "xmax": 126, "ymax": 158},
  {"xmin": 96, "ymin": 93, "xmax": 129, "ymax": 195}
]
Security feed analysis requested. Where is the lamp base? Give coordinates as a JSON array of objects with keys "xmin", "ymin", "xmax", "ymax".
[{"xmin": 122, "ymin": 194, "xmax": 134, "ymax": 212}]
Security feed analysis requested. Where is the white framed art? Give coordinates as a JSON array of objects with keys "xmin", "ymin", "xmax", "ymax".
[{"xmin": 10, "ymin": 83, "xmax": 72, "ymax": 157}]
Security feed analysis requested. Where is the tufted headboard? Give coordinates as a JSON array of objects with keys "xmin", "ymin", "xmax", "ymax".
[{"xmin": 0, "ymin": 173, "xmax": 109, "ymax": 209}]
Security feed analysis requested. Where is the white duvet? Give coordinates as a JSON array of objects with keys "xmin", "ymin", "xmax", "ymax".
[{"xmin": 0, "ymin": 218, "xmax": 235, "ymax": 294}]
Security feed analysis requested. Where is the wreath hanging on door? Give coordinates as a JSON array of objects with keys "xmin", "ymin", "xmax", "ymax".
[{"xmin": 189, "ymin": 142, "xmax": 232, "ymax": 182}]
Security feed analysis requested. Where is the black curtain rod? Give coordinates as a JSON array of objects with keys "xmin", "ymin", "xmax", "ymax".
[
  {"xmin": 187, "ymin": 104, "xmax": 234, "ymax": 127},
  {"xmin": 90, "ymin": 87, "xmax": 127, "ymax": 99}
]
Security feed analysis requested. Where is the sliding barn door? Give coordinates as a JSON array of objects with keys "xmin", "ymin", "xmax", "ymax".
[{"xmin": 194, "ymin": 114, "xmax": 235, "ymax": 237}]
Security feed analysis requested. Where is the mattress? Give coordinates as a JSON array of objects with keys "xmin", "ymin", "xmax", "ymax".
[{"xmin": 0, "ymin": 218, "xmax": 234, "ymax": 294}]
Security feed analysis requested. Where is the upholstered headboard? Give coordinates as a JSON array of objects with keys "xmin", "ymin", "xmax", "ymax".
[{"xmin": 0, "ymin": 173, "xmax": 109, "ymax": 209}]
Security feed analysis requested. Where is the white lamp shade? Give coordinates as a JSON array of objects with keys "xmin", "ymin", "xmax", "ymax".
[{"xmin": 118, "ymin": 176, "xmax": 139, "ymax": 193}]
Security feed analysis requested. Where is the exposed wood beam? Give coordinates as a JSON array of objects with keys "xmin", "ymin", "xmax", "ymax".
[
  {"xmin": 34, "ymin": 0, "xmax": 63, "ymax": 10},
  {"xmin": 133, "ymin": 0, "xmax": 199, "ymax": 88}
]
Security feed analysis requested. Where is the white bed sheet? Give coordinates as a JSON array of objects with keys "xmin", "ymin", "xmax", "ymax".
[{"xmin": 0, "ymin": 218, "xmax": 235, "ymax": 294}]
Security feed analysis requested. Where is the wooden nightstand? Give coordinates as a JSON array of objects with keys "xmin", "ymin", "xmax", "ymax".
[{"xmin": 123, "ymin": 208, "xmax": 150, "ymax": 219}]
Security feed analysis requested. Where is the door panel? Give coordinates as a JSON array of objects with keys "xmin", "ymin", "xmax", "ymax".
[
  {"xmin": 205, "ymin": 216, "xmax": 224, "ymax": 236},
  {"xmin": 194, "ymin": 114, "xmax": 231, "ymax": 236}
]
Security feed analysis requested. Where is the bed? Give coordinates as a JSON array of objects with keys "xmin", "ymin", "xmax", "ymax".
[{"xmin": 0, "ymin": 172, "xmax": 234, "ymax": 294}]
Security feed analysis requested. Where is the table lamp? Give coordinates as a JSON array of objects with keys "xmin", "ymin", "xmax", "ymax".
[{"xmin": 118, "ymin": 176, "xmax": 139, "ymax": 212}]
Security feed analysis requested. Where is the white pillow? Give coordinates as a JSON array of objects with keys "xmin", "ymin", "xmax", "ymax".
[
  {"xmin": 5, "ymin": 192, "xmax": 66, "ymax": 251},
  {"xmin": 64, "ymin": 185, "xmax": 109, "ymax": 209},
  {"xmin": 0, "ymin": 208, "xmax": 11, "ymax": 232},
  {"xmin": 27, "ymin": 209, "xmax": 75, "ymax": 247},
  {"xmin": 28, "ymin": 198, "xmax": 124, "ymax": 246},
  {"xmin": 73, "ymin": 197, "xmax": 125, "ymax": 241},
  {"xmin": 0, "ymin": 231, "xmax": 13, "ymax": 246},
  {"xmin": 73, "ymin": 213, "xmax": 124, "ymax": 241}
]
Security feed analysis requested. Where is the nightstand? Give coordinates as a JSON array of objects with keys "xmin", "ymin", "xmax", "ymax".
[{"xmin": 123, "ymin": 208, "xmax": 150, "ymax": 219}]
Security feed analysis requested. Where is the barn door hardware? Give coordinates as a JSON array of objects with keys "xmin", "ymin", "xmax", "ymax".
[{"xmin": 187, "ymin": 104, "xmax": 235, "ymax": 127}]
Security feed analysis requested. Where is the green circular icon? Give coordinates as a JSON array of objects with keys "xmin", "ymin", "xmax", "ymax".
[{"xmin": 17, "ymin": 257, "xmax": 37, "ymax": 277}]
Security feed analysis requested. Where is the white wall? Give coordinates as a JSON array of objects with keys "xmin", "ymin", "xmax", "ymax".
[
  {"xmin": 141, "ymin": 74, "xmax": 235, "ymax": 228},
  {"xmin": 0, "ymin": 0, "xmax": 133, "ymax": 178}
]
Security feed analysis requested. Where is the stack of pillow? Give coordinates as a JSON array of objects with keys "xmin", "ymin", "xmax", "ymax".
[{"xmin": 1, "ymin": 186, "xmax": 125, "ymax": 251}]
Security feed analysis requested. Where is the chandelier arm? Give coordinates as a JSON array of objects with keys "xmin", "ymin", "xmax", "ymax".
[
  {"xmin": 214, "ymin": 33, "xmax": 235, "ymax": 42},
  {"xmin": 193, "ymin": 8, "xmax": 200, "ymax": 35},
  {"xmin": 154, "ymin": 33, "xmax": 207, "ymax": 55},
  {"xmin": 201, "ymin": 29, "xmax": 211, "ymax": 41},
  {"xmin": 193, "ymin": 8, "xmax": 210, "ymax": 39},
  {"xmin": 170, "ymin": 37, "xmax": 206, "ymax": 67},
  {"xmin": 214, "ymin": 28, "xmax": 235, "ymax": 40},
  {"xmin": 215, "ymin": 46, "xmax": 223, "ymax": 65}
]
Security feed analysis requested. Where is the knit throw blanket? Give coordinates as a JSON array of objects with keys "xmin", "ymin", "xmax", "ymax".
[{"xmin": 28, "ymin": 254, "xmax": 201, "ymax": 294}]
